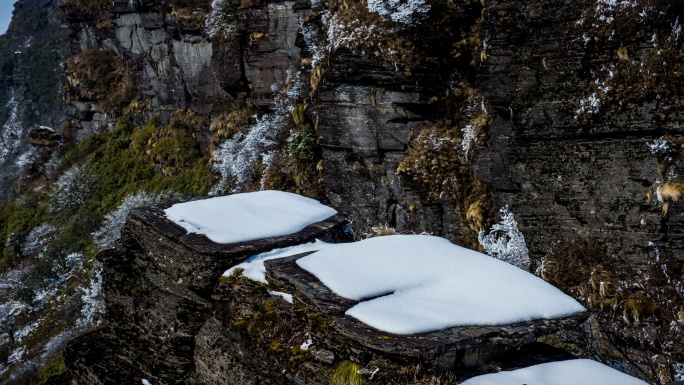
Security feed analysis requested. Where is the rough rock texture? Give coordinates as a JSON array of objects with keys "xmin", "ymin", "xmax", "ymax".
[
  {"xmin": 51, "ymin": 200, "xmax": 346, "ymax": 384},
  {"xmin": 266, "ymin": 253, "xmax": 588, "ymax": 367},
  {"xmin": 51, "ymin": 202, "xmax": 587, "ymax": 384},
  {"xmin": 52, "ymin": 0, "xmax": 684, "ymax": 262},
  {"xmin": 0, "ymin": 0, "xmax": 69, "ymax": 202},
  {"xmin": 473, "ymin": 0, "xmax": 678, "ymax": 262}
]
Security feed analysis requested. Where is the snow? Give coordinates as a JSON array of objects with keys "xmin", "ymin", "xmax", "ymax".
[
  {"xmin": 296, "ymin": 235, "xmax": 585, "ymax": 334},
  {"xmin": 478, "ymin": 206, "xmax": 530, "ymax": 269},
  {"xmin": 299, "ymin": 334, "xmax": 313, "ymax": 350},
  {"xmin": 458, "ymin": 359, "xmax": 648, "ymax": 385},
  {"xmin": 225, "ymin": 239, "xmax": 336, "ymax": 283},
  {"xmin": 367, "ymin": 0, "xmax": 430, "ymax": 25},
  {"xmin": 648, "ymin": 136, "xmax": 672, "ymax": 157},
  {"xmin": 165, "ymin": 191, "xmax": 337, "ymax": 244},
  {"xmin": 674, "ymin": 362, "xmax": 684, "ymax": 381},
  {"xmin": 269, "ymin": 291, "xmax": 293, "ymax": 304}
]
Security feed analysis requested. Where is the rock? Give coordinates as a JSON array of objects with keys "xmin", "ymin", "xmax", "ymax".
[
  {"xmin": 265, "ymin": 253, "xmax": 588, "ymax": 370},
  {"xmin": 55, "ymin": 198, "xmax": 347, "ymax": 384},
  {"xmin": 28, "ymin": 126, "xmax": 62, "ymax": 147}
]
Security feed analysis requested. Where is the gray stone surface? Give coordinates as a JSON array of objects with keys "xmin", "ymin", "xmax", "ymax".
[
  {"xmin": 265, "ymin": 253, "xmax": 588, "ymax": 365},
  {"xmin": 55, "ymin": 198, "xmax": 346, "ymax": 384}
]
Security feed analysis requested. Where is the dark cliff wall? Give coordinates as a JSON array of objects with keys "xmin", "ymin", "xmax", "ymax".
[
  {"xmin": 55, "ymin": 0, "xmax": 684, "ymax": 263},
  {"xmin": 0, "ymin": 0, "xmax": 70, "ymax": 202},
  {"xmin": 475, "ymin": 0, "xmax": 683, "ymax": 262},
  {"xmin": 3, "ymin": 0, "xmax": 684, "ymax": 382}
]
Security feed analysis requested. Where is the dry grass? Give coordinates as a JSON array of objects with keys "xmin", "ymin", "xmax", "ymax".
[
  {"xmin": 330, "ymin": 361, "xmax": 364, "ymax": 385},
  {"xmin": 64, "ymin": 50, "xmax": 135, "ymax": 114},
  {"xmin": 656, "ymin": 182, "xmax": 684, "ymax": 203},
  {"xmin": 616, "ymin": 46, "xmax": 630, "ymax": 62}
]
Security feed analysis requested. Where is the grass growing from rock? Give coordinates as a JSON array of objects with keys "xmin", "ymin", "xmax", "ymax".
[
  {"xmin": 64, "ymin": 50, "xmax": 136, "ymax": 115},
  {"xmin": 541, "ymin": 237, "xmax": 684, "ymax": 383},
  {"xmin": 397, "ymin": 83, "xmax": 493, "ymax": 249},
  {"xmin": 0, "ymin": 114, "xmax": 212, "ymax": 383}
]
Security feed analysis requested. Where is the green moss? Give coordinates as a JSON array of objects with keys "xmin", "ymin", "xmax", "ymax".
[
  {"xmin": 287, "ymin": 123, "xmax": 317, "ymax": 162},
  {"xmin": 35, "ymin": 354, "xmax": 67, "ymax": 384},
  {"xmin": 330, "ymin": 361, "xmax": 364, "ymax": 385},
  {"xmin": 0, "ymin": 193, "xmax": 50, "ymax": 270}
]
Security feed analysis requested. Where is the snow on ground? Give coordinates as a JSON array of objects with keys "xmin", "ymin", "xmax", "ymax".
[
  {"xmin": 225, "ymin": 239, "xmax": 336, "ymax": 283},
  {"xmin": 268, "ymin": 291, "xmax": 293, "ymax": 304},
  {"xmin": 296, "ymin": 235, "xmax": 585, "ymax": 334},
  {"xmin": 458, "ymin": 359, "xmax": 648, "ymax": 385},
  {"xmin": 166, "ymin": 191, "xmax": 337, "ymax": 244}
]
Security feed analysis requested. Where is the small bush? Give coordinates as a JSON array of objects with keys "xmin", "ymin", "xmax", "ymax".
[
  {"xmin": 543, "ymin": 237, "xmax": 684, "ymax": 383},
  {"xmin": 287, "ymin": 123, "xmax": 317, "ymax": 162}
]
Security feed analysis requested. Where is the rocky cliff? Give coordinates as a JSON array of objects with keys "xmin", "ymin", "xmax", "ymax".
[
  {"xmin": 0, "ymin": 0, "xmax": 70, "ymax": 202},
  {"xmin": 48, "ymin": 200, "xmax": 586, "ymax": 385},
  {"xmin": 55, "ymin": 0, "xmax": 684, "ymax": 263},
  {"xmin": 1, "ymin": 0, "xmax": 684, "ymax": 382}
]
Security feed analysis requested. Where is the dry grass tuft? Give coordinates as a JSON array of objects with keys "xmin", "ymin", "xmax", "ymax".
[
  {"xmin": 656, "ymin": 182, "xmax": 684, "ymax": 203},
  {"xmin": 330, "ymin": 361, "xmax": 364, "ymax": 385}
]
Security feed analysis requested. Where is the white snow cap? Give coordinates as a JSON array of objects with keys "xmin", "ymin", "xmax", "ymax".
[
  {"xmin": 164, "ymin": 191, "xmax": 337, "ymax": 244},
  {"xmin": 225, "ymin": 239, "xmax": 335, "ymax": 283},
  {"xmin": 297, "ymin": 235, "xmax": 585, "ymax": 334},
  {"xmin": 459, "ymin": 359, "xmax": 649, "ymax": 385}
]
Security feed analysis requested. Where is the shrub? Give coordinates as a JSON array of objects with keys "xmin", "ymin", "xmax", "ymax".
[
  {"xmin": 287, "ymin": 123, "xmax": 317, "ymax": 162},
  {"xmin": 543, "ymin": 237, "xmax": 684, "ymax": 383},
  {"xmin": 477, "ymin": 206, "xmax": 530, "ymax": 270},
  {"xmin": 330, "ymin": 360, "xmax": 364, "ymax": 385},
  {"xmin": 206, "ymin": 0, "xmax": 241, "ymax": 42},
  {"xmin": 92, "ymin": 191, "xmax": 172, "ymax": 250}
]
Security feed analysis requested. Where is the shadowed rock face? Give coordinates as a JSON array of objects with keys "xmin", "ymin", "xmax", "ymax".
[
  {"xmin": 50, "ymin": 199, "xmax": 585, "ymax": 384},
  {"xmin": 473, "ymin": 0, "xmax": 676, "ymax": 262},
  {"xmin": 50, "ymin": 200, "xmax": 347, "ymax": 384},
  {"xmin": 53, "ymin": 0, "xmax": 684, "ymax": 262},
  {"xmin": 0, "ymin": 0, "xmax": 69, "ymax": 202}
]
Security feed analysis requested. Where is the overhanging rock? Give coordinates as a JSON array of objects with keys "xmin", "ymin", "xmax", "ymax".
[
  {"xmin": 266, "ymin": 253, "xmax": 589, "ymax": 371},
  {"xmin": 52, "ymin": 196, "xmax": 347, "ymax": 385}
]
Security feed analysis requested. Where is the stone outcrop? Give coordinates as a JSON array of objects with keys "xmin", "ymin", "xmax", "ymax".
[
  {"xmin": 51, "ymin": 199, "xmax": 587, "ymax": 384},
  {"xmin": 50, "ymin": 200, "xmax": 347, "ymax": 384},
  {"xmin": 53, "ymin": 0, "xmax": 684, "ymax": 262},
  {"xmin": 266, "ymin": 253, "xmax": 588, "ymax": 370}
]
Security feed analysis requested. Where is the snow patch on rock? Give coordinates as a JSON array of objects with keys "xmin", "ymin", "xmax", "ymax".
[
  {"xmin": 297, "ymin": 235, "xmax": 584, "ymax": 334},
  {"xmin": 459, "ymin": 359, "xmax": 648, "ymax": 385},
  {"xmin": 166, "ymin": 191, "xmax": 337, "ymax": 244}
]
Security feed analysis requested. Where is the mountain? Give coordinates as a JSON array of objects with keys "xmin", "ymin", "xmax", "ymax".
[{"xmin": 0, "ymin": 0, "xmax": 683, "ymax": 383}]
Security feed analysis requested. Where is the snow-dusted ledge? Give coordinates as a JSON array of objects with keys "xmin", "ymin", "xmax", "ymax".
[
  {"xmin": 459, "ymin": 359, "xmax": 649, "ymax": 385},
  {"xmin": 264, "ymin": 235, "xmax": 588, "ymax": 360},
  {"xmin": 295, "ymin": 235, "xmax": 585, "ymax": 335},
  {"xmin": 164, "ymin": 190, "xmax": 337, "ymax": 244},
  {"xmin": 123, "ymin": 192, "xmax": 345, "ymax": 297}
]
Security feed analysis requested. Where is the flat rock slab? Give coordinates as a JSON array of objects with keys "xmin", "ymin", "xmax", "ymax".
[
  {"xmin": 266, "ymin": 254, "xmax": 589, "ymax": 358},
  {"xmin": 119, "ymin": 198, "xmax": 347, "ymax": 297},
  {"xmin": 130, "ymin": 199, "xmax": 347, "ymax": 256}
]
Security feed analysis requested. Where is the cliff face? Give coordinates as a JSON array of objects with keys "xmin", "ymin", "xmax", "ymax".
[
  {"xmin": 475, "ymin": 0, "xmax": 679, "ymax": 262},
  {"xmin": 56, "ymin": 0, "xmax": 684, "ymax": 263},
  {"xmin": 0, "ymin": 0, "xmax": 69, "ymax": 202},
  {"xmin": 2, "ymin": 0, "xmax": 684, "ymax": 382}
]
